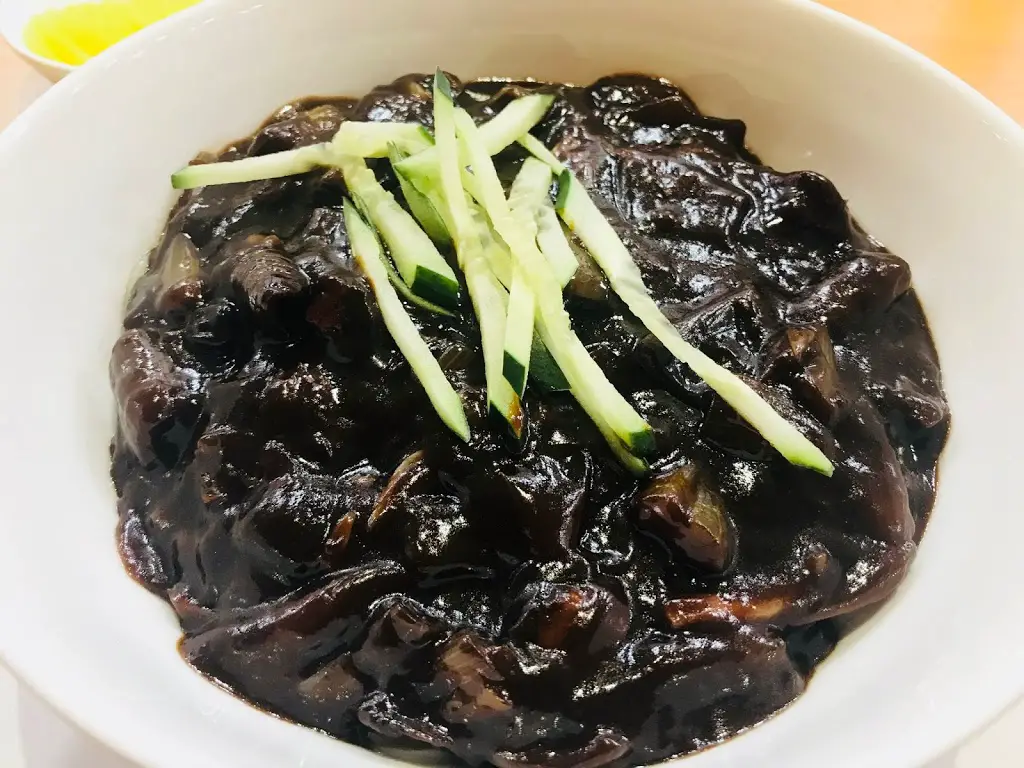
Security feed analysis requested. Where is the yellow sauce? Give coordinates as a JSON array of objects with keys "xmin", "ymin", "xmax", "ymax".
[{"xmin": 24, "ymin": 0, "xmax": 200, "ymax": 66}]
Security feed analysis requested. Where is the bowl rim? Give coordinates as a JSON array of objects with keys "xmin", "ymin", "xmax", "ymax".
[{"xmin": 1, "ymin": 0, "xmax": 1023, "ymax": 765}]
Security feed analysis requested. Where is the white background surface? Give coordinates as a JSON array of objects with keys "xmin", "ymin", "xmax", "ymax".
[{"xmin": 0, "ymin": 11, "xmax": 1021, "ymax": 768}]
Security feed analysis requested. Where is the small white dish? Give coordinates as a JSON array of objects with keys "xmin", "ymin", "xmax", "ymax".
[
  {"xmin": 0, "ymin": 0, "xmax": 78, "ymax": 81},
  {"xmin": 0, "ymin": 0, "xmax": 1022, "ymax": 767},
  {"xmin": 0, "ymin": 0, "xmax": 194, "ymax": 81}
]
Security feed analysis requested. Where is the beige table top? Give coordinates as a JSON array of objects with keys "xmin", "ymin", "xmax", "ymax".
[
  {"xmin": 823, "ymin": 0, "xmax": 1024, "ymax": 123},
  {"xmin": 0, "ymin": 1, "xmax": 1021, "ymax": 766}
]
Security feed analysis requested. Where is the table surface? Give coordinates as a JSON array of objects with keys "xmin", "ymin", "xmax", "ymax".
[{"xmin": 1, "ymin": 0, "xmax": 1022, "ymax": 765}]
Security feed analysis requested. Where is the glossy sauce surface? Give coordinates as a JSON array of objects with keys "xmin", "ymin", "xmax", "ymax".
[{"xmin": 110, "ymin": 73, "xmax": 949, "ymax": 767}]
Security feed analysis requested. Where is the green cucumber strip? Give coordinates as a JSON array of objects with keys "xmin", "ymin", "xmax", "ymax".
[
  {"xmin": 394, "ymin": 156, "xmax": 515, "ymax": 287},
  {"xmin": 333, "ymin": 121, "xmax": 433, "ymax": 158},
  {"xmin": 502, "ymin": 269, "xmax": 535, "ymax": 396},
  {"xmin": 500, "ymin": 159, "xmax": 552, "ymax": 396},
  {"xmin": 468, "ymin": 250, "xmax": 526, "ymax": 438},
  {"xmin": 517, "ymin": 132, "xmax": 564, "ymax": 173},
  {"xmin": 343, "ymin": 199, "xmax": 469, "ymax": 441},
  {"xmin": 536, "ymin": 201, "xmax": 579, "ymax": 287},
  {"xmin": 433, "ymin": 71, "xmax": 474, "ymax": 244},
  {"xmin": 522, "ymin": 132, "xmax": 834, "ymax": 474},
  {"xmin": 171, "ymin": 143, "xmax": 334, "ymax": 189},
  {"xmin": 507, "ymin": 155, "xmax": 578, "ymax": 285},
  {"xmin": 555, "ymin": 168, "xmax": 834, "ymax": 476},
  {"xmin": 452, "ymin": 106, "xmax": 654, "ymax": 460},
  {"xmin": 555, "ymin": 349, "xmax": 649, "ymax": 476},
  {"xmin": 378, "ymin": 250, "xmax": 455, "ymax": 317},
  {"xmin": 398, "ymin": 92, "xmax": 555, "ymax": 178},
  {"xmin": 389, "ymin": 144, "xmax": 451, "ymax": 244},
  {"xmin": 508, "ymin": 157, "xmax": 554, "ymax": 232},
  {"xmin": 398, "ymin": 168, "xmax": 458, "ymax": 236},
  {"xmin": 529, "ymin": 333, "xmax": 570, "ymax": 392},
  {"xmin": 337, "ymin": 154, "xmax": 461, "ymax": 309},
  {"xmin": 475, "ymin": 92, "xmax": 556, "ymax": 154},
  {"xmin": 434, "ymin": 70, "xmax": 524, "ymax": 438},
  {"xmin": 471, "ymin": 203, "xmax": 514, "ymax": 288}
]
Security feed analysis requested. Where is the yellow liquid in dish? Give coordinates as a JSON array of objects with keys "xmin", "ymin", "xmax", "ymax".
[{"xmin": 24, "ymin": 0, "xmax": 200, "ymax": 66}]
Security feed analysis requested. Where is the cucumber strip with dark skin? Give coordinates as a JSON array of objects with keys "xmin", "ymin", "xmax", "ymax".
[
  {"xmin": 471, "ymin": 202, "xmax": 515, "ymax": 288},
  {"xmin": 501, "ymin": 270, "xmax": 534, "ymax": 396},
  {"xmin": 504, "ymin": 159, "xmax": 571, "ymax": 393},
  {"xmin": 401, "ymin": 165, "xmax": 515, "ymax": 289},
  {"xmin": 504, "ymin": 155, "xmax": 578, "ymax": 286},
  {"xmin": 452, "ymin": 105, "xmax": 655, "ymax": 461},
  {"xmin": 529, "ymin": 333, "xmax": 571, "ymax": 392},
  {"xmin": 523, "ymin": 134, "xmax": 834, "ymax": 476},
  {"xmin": 433, "ymin": 70, "xmax": 525, "ymax": 439},
  {"xmin": 559, "ymin": 168, "xmax": 834, "ymax": 475},
  {"xmin": 379, "ymin": 252, "xmax": 455, "ymax": 317},
  {"xmin": 389, "ymin": 143, "xmax": 451, "ymax": 244},
  {"xmin": 337, "ymin": 154, "xmax": 462, "ymax": 310},
  {"xmin": 343, "ymin": 199, "xmax": 469, "ymax": 441},
  {"xmin": 501, "ymin": 160, "xmax": 553, "ymax": 397}
]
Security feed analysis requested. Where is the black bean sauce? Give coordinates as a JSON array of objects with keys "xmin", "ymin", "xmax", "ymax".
[{"xmin": 110, "ymin": 73, "xmax": 949, "ymax": 767}]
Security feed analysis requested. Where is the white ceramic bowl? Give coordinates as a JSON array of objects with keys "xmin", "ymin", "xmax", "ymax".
[
  {"xmin": 0, "ymin": 0, "xmax": 81, "ymax": 80},
  {"xmin": 1, "ymin": 0, "xmax": 1023, "ymax": 766}
]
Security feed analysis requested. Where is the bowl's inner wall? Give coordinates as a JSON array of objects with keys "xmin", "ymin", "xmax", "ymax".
[{"xmin": 0, "ymin": 1, "xmax": 1022, "ymax": 767}]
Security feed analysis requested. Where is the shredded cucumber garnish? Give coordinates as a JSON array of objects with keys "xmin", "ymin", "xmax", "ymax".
[
  {"xmin": 389, "ymin": 144, "xmax": 452, "ymax": 245},
  {"xmin": 377, "ymin": 249, "xmax": 455, "ymax": 317},
  {"xmin": 502, "ymin": 159, "xmax": 573, "ymax": 394},
  {"xmin": 523, "ymin": 134, "xmax": 834, "ymax": 474},
  {"xmin": 171, "ymin": 143, "xmax": 335, "ymax": 190},
  {"xmin": 536, "ymin": 202, "xmax": 579, "ymax": 287},
  {"xmin": 517, "ymin": 133, "xmax": 564, "ymax": 173},
  {"xmin": 506, "ymin": 155, "xmax": 578, "ymax": 286},
  {"xmin": 397, "ymin": 92, "xmax": 554, "ymax": 179},
  {"xmin": 172, "ymin": 122, "xmax": 431, "ymax": 190},
  {"xmin": 392, "ymin": 154, "xmax": 516, "ymax": 290},
  {"xmin": 501, "ymin": 160, "xmax": 556, "ymax": 396},
  {"xmin": 508, "ymin": 157, "xmax": 554, "ymax": 225},
  {"xmin": 502, "ymin": 271, "xmax": 535, "ymax": 397},
  {"xmin": 434, "ymin": 70, "xmax": 525, "ymax": 439},
  {"xmin": 452, "ymin": 105, "xmax": 654, "ymax": 460},
  {"xmin": 473, "ymin": 91, "xmax": 556, "ymax": 154},
  {"xmin": 470, "ymin": 202, "xmax": 515, "ymax": 289},
  {"xmin": 343, "ymin": 198, "xmax": 469, "ymax": 441},
  {"xmin": 333, "ymin": 121, "xmax": 433, "ymax": 158},
  {"xmin": 337, "ymin": 154, "xmax": 462, "ymax": 310},
  {"xmin": 168, "ymin": 71, "xmax": 834, "ymax": 476},
  {"xmin": 528, "ymin": 334, "xmax": 571, "ymax": 392}
]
